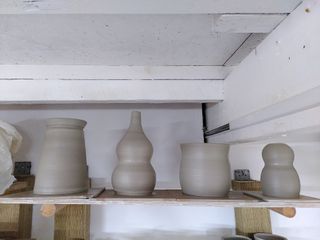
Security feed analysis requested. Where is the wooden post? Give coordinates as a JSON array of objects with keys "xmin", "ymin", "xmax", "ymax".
[
  {"xmin": 0, "ymin": 175, "xmax": 35, "ymax": 239},
  {"xmin": 232, "ymin": 180, "xmax": 272, "ymax": 237},
  {"xmin": 54, "ymin": 205, "xmax": 90, "ymax": 240}
]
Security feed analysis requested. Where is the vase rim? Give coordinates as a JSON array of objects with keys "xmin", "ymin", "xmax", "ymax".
[
  {"xmin": 46, "ymin": 118, "xmax": 87, "ymax": 128},
  {"xmin": 254, "ymin": 233, "xmax": 287, "ymax": 240},
  {"xmin": 181, "ymin": 143, "xmax": 228, "ymax": 147},
  {"xmin": 222, "ymin": 235, "xmax": 251, "ymax": 240}
]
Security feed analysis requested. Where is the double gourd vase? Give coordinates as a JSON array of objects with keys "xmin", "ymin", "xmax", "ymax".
[
  {"xmin": 112, "ymin": 111, "xmax": 156, "ymax": 196},
  {"xmin": 34, "ymin": 118, "xmax": 89, "ymax": 195},
  {"xmin": 261, "ymin": 143, "xmax": 300, "ymax": 198},
  {"xmin": 180, "ymin": 143, "xmax": 230, "ymax": 197}
]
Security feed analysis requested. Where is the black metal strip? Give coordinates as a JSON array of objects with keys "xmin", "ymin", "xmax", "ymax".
[
  {"xmin": 204, "ymin": 123, "xmax": 230, "ymax": 137},
  {"xmin": 201, "ymin": 103, "xmax": 208, "ymax": 143}
]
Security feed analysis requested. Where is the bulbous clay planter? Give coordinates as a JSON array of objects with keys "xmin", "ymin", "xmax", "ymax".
[
  {"xmin": 254, "ymin": 233, "xmax": 287, "ymax": 240},
  {"xmin": 112, "ymin": 111, "xmax": 156, "ymax": 196},
  {"xmin": 34, "ymin": 118, "xmax": 89, "ymax": 195},
  {"xmin": 261, "ymin": 143, "xmax": 300, "ymax": 198},
  {"xmin": 180, "ymin": 143, "xmax": 230, "ymax": 197}
]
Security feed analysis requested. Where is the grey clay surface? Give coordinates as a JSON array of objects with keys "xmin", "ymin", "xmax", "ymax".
[
  {"xmin": 112, "ymin": 111, "xmax": 156, "ymax": 196},
  {"xmin": 180, "ymin": 143, "xmax": 230, "ymax": 197},
  {"xmin": 261, "ymin": 143, "xmax": 300, "ymax": 199},
  {"xmin": 34, "ymin": 118, "xmax": 89, "ymax": 195}
]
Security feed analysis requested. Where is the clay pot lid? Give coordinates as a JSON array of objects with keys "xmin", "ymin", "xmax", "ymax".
[{"xmin": 46, "ymin": 118, "xmax": 87, "ymax": 128}]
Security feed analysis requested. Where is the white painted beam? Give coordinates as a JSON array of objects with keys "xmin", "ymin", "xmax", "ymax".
[
  {"xmin": 0, "ymin": 0, "xmax": 301, "ymax": 14},
  {"xmin": 0, "ymin": 65, "xmax": 231, "ymax": 80},
  {"xmin": 209, "ymin": 105, "xmax": 320, "ymax": 144},
  {"xmin": 213, "ymin": 14, "xmax": 287, "ymax": 33},
  {"xmin": 224, "ymin": 33, "xmax": 267, "ymax": 66},
  {"xmin": 229, "ymin": 86, "xmax": 320, "ymax": 131},
  {"xmin": 0, "ymin": 79, "xmax": 224, "ymax": 104}
]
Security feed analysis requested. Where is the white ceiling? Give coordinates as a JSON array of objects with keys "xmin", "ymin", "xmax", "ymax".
[
  {"xmin": 0, "ymin": 0, "xmax": 302, "ymax": 66},
  {"xmin": 0, "ymin": 15, "xmax": 250, "ymax": 65}
]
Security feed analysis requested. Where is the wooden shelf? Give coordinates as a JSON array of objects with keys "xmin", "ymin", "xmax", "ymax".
[{"xmin": 1, "ymin": 189, "xmax": 320, "ymax": 208}]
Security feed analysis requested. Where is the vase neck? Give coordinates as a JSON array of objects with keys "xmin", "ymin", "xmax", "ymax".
[{"xmin": 128, "ymin": 111, "xmax": 143, "ymax": 131}]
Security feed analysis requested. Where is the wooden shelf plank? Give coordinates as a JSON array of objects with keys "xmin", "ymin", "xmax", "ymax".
[
  {"xmin": 94, "ymin": 189, "xmax": 257, "ymax": 206},
  {"xmin": 245, "ymin": 192, "xmax": 320, "ymax": 203},
  {"xmin": 1, "ymin": 189, "xmax": 320, "ymax": 208}
]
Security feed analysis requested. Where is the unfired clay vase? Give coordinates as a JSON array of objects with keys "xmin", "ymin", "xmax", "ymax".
[
  {"xmin": 34, "ymin": 118, "xmax": 89, "ymax": 195},
  {"xmin": 261, "ymin": 143, "xmax": 300, "ymax": 198},
  {"xmin": 222, "ymin": 235, "xmax": 251, "ymax": 240},
  {"xmin": 254, "ymin": 233, "xmax": 287, "ymax": 240},
  {"xmin": 112, "ymin": 111, "xmax": 156, "ymax": 196},
  {"xmin": 180, "ymin": 143, "xmax": 230, "ymax": 197}
]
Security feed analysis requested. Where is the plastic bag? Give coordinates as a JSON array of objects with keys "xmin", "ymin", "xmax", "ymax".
[{"xmin": 0, "ymin": 121, "xmax": 23, "ymax": 194}]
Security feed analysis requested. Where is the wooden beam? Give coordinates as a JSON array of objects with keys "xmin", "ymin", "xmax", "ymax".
[
  {"xmin": 54, "ymin": 205, "xmax": 90, "ymax": 240},
  {"xmin": 0, "ymin": 0, "xmax": 302, "ymax": 14},
  {"xmin": 0, "ymin": 176, "xmax": 34, "ymax": 239},
  {"xmin": 232, "ymin": 180, "xmax": 272, "ymax": 238},
  {"xmin": 213, "ymin": 14, "xmax": 287, "ymax": 33},
  {"xmin": 0, "ymin": 65, "xmax": 231, "ymax": 81},
  {"xmin": 0, "ymin": 79, "xmax": 224, "ymax": 104}
]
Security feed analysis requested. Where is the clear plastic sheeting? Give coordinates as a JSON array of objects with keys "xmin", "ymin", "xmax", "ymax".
[{"xmin": 0, "ymin": 121, "xmax": 23, "ymax": 194}]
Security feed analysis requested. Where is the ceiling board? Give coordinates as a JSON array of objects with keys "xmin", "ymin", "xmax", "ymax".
[
  {"xmin": 0, "ymin": 15, "xmax": 248, "ymax": 66},
  {"xmin": 0, "ymin": 0, "xmax": 302, "ymax": 14},
  {"xmin": 213, "ymin": 14, "xmax": 287, "ymax": 33}
]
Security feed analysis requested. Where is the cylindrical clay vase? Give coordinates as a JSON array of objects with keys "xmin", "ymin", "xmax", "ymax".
[
  {"xmin": 180, "ymin": 143, "xmax": 230, "ymax": 197},
  {"xmin": 34, "ymin": 118, "xmax": 89, "ymax": 195},
  {"xmin": 261, "ymin": 143, "xmax": 300, "ymax": 198},
  {"xmin": 112, "ymin": 111, "xmax": 156, "ymax": 196}
]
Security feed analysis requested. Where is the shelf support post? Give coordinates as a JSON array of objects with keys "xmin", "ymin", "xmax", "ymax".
[
  {"xmin": 232, "ymin": 180, "xmax": 272, "ymax": 237},
  {"xmin": 54, "ymin": 205, "xmax": 90, "ymax": 240}
]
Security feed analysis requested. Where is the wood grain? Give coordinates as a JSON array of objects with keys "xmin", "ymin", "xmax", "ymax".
[
  {"xmin": 54, "ymin": 205, "xmax": 90, "ymax": 240},
  {"xmin": 0, "ymin": 175, "xmax": 35, "ymax": 239},
  {"xmin": 232, "ymin": 180, "xmax": 272, "ymax": 237}
]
